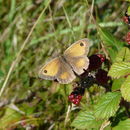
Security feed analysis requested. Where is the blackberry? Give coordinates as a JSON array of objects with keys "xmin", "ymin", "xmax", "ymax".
[
  {"xmin": 79, "ymin": 75, "xmax": 96, "ymax": 88},
  {"xmin": 88, "ymin": 55, "xmax": 102, "ymax": 71},
  {"xmin": 96, "ymin": 69, "xmax": 110, "ymax": 86},
  {"xmin": 73, "ymin": 87, "xmax": 85, "ymax": 95}
]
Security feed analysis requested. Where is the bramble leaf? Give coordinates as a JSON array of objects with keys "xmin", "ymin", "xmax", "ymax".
[
  {"xmin": 112, "ymin": 78, "xmax": 125, "ymax": 91},
  {"xmin": 71, "ymin": 111, "xmax": 103, "ymax": 129},
  {"xmin": 127, "ymin": 6, "xmax": 130, "ymax": 15},
  {"xmin": 115, "ymin": 47, "xmax": 130, "ymax": 62},
  {"xmin": 108, "ymin": 62, "xmax": 130, "ymax": 79},
  {"xmin": 94, "ymin": 92, "xmax": 121, "ymax": 119},
  {"xmin": 113, "ymin": 119, "xmax": 130, "ymax": 130},
  {"xmin": 121, "ymin": 76, "xmax": 130, "ymax": 102},
  {"xmin": 98, "ymin": 27, "xmax": 125, "ymax": 61}
]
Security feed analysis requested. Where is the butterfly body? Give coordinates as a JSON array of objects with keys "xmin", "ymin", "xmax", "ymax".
[{"xmin": 39, "ymin": 38, "xmax": 90, "ymax": 84}]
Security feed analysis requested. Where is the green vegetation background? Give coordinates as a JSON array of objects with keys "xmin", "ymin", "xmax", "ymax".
[{"xmin": 0, "ymin": 0, "xmax": 128, "ymax": 129}]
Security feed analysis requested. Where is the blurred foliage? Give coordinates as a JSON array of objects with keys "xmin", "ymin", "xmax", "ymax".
[{"xmin": 0, "ymin": 0, "xmax": 130, "ymax": 129}]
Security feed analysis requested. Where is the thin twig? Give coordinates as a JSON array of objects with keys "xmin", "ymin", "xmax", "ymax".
[
  {"xmin": 48, "ymin": 123, "xmax": 55, "ymax": 130},
  {"xmin": 100, "ymin": 42, "xmax": 110, "ymax": 60},
  {"xmin": 9, "ymin": 103, "xmax": 25, "ymax": 115},
  {"xmin": 89, "ymin": 0, "xmax": 95, "ymax": 23},
  {"xmin": 64, "ymin": 105, "xmax": 71, "ymax": 126},
  {"xmin": 0, "ymin": 0, "xmax": 51, "ymax": 98},
  {"xmin": 100, "ymin": 120, "xmax": 110, "ymax": 130}
]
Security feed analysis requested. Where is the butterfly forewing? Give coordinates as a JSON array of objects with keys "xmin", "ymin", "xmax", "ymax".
[
  {"xmin": 39, "ymin": 57, "xmax": 60, "ymax": 80},
  {"xmin": 64, "ymin": 39, "xmax": 90, "ymax": 75},
  {"xmin": 39, "ymin": 57, "xmax": 76, "ymax": 84},
  {"xmin": 64, "ymin": 38, "xmax": 90, "ymax": 57}
]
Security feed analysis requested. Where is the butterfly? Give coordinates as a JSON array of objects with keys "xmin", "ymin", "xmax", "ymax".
[{"xmin": 39, "ymin": 38, "xmax": 90, "ymax": 84}]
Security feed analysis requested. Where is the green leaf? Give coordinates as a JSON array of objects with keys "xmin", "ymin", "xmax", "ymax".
[
  {"xmin": 112, "ymin": 78, "xmax": 125, "ymax": 91},
  {"xmin": 127, "ymin": 6, "xmax": 130, "ymax": 15},
  {"xmin": 94, "ymin": 92, "xmax": 121, "ymax": 119},
  {"xmin": 108, "ymin": 62, "xmax": 130, "ymax": 79},
  {"xmin": 113, "ymin": 119, "xmax": 130, "ymax": 130},
  {"xmin": 115, "ymin": 47, "xmax": 130, "ymax": 62},
  {"xmin": 0, "ymin": 107, "xmax": 22, "ymax": 129},
  {"xmin": 71, "ymin": 111, "xmax": 103, "ymax": 129},
  {"xmin": 98, "ymin": 30, "xmax": 117, "ymax": 51},
  {"xmin": 104, "ymin": 124, "xmax": 112, "ymax": 130},
  {"xmin": 121, "ymin": 76, "xmax": 130, "ymax": 102},
  {"xmin": 108, "ymin": 48, "xmax": 118, "ymax": 62},
  {"xmin": 98, "ymin": 27, "xmax": 124, "ymax": 61}
]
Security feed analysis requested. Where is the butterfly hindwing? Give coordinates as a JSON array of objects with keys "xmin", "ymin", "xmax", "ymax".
[
  {"xmin": 57, "ymin": 57, "xmax": 76, "ymax": 84},
  {"xmin": 66, "ymin": 56, "xmax": 89, "ymax": 75}
]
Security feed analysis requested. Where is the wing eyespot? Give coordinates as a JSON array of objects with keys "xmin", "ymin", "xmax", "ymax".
[
  {"xmin": 44, "ymin": 70, "xmax": 47, "ymax": 73},
  {"xmin": 80, "ymin": 42, "xmax": 84, "ymax": 46}
]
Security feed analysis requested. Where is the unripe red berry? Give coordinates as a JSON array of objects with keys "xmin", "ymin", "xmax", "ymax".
[
  {"xmin": 68, "ymin": 94, "xmax": 74, "ymax": 101},
  {"xmin": 75, "ymin": 101, "xmax": 80, "ymax": 105},
  {"xmin": 125, "ymin": 32, "xmax": 130, "ymax": 45},
  {"xmin": 71, "ymin": 99, "xmax": 76, "ymax": 103},
  {"xmin": 75, "ymin": 98, "xmax": 80, "ymax": 102},
  {"xmin": 123, "ymin": 16, "xmax": 129, "ymax": 24},
  {"xmin": 72, "ymin": 98, "xmax": 80, "ymax": 105},
  {"xmin": 68, "ymin": 86, "xmax": 84, "ymax": 105},
  {"xmin": 76, "ymin": 95, "xmax": 82, "ymax": 100},
  {"xmin": 97, "ymin": 54, "xmax": 105, "ymax": 63}
]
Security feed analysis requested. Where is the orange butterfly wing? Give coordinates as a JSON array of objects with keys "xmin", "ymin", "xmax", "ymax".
[
  {"xmin": 39, "ymin": 57, "xmax": 76, "ymax": 84},
  {"xmin": 64, "ymin": 38, "xmax": 90, "ymax": 75}
]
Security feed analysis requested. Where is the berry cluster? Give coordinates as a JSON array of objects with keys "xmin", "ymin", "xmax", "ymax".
[
  {"xmin": 123, "ymin": 16, "xmax": 129, "ymax": 24},
  {"xmin": 125, "ymin": 32, "xmax": 130, "ymax": 45},
  {"xmin": 89, "ymin": 55, "xmax": 110, "ymax": 86},
  {"xmin": 68, "ymin": 93, "xmax": 82, "ymax": 105},
  {"xmin": 80, "ymin": 75, "xmax": 96, "ymax": 88},
  {"xmin": 68, "ymin": 9, "xmax": 130, "ymax": 105},
  {"xmin": 68, "ymin": 54, "xmax": 110, "ymax": 105},
  {"xmin": 88, "ymin": 54, "xmax": 105, "ymax": 71},
  {"xmin": 88, "ymin": 55, "xmax": 102, "ymax": 71},
  {"xmin": 96, "ymin": 69, "xmax": 110, "ymax": 86},
  {"xmin": 123, "ymin": 12, "xmax": 130, "ymax": 25},
  {"xmin": 97, "ymin": 54, "xmax": 105, "ymax": 63},
  {"xmin": 68, "ymin": 87, "xmax": 85, "ymax": 105},
  {"xmin": 123, "ymin": 10, "xmax": 130, "ymax": 45}
]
